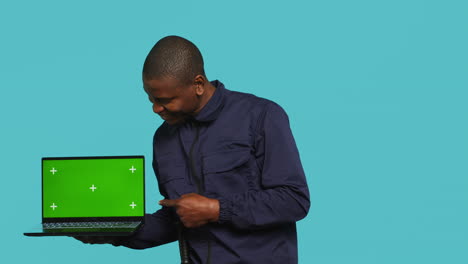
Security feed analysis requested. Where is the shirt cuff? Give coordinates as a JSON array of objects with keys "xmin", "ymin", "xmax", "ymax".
[
  {"xmin": 110, "ymin": 237, "xmax": 127, "ymax": 247},
  {"xmin": 218, "ymin": 197, "xmax": 234, "ymax": 224}
]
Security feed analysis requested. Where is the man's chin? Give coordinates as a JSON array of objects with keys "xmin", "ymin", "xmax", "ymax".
[
  {"xmin": 163, "ymin": 116, "xmax": 186, "ymax": 125},
  {"xmin": 165, "ymin": 120, "xmax": 179, "ymax": 125}
]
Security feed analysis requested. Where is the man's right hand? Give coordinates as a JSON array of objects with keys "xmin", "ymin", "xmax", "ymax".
[{"xmin": 72, "ymin": 236, "xmax": 122, "ymax": 245}]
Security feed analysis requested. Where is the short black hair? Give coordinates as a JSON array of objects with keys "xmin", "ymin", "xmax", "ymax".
[{"xmin": 143, "ymin": 35, "xmax": 206, "ymax": 84}]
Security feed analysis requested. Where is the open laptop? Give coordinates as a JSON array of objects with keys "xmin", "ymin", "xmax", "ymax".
[{"xmin": 24, "ymin": 155, "xmax": 145, "ymax": 237}]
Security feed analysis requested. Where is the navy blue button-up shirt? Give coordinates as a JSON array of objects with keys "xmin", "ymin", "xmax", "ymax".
[{"xmin": 121, "ymin": 80, "xmax": 310, "ymax": 264}]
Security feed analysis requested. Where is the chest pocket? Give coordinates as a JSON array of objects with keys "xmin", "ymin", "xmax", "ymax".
[
  {"xmin": 156, "ymin": 155, "xmax": 191, "ymax": 199},
  {"xmin": 202, "ymin": 148, "xmax": 255, "ymax": 197}
]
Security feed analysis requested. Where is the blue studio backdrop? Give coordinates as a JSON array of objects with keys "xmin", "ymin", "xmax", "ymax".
[{"xmin": 1, "ymin": 0, "xmax": 467, "ymax": 263}]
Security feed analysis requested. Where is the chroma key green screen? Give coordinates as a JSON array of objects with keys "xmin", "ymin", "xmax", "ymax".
[{"xmin": 42, "ymin": 157, "xmax": 144, "ymax": 218}]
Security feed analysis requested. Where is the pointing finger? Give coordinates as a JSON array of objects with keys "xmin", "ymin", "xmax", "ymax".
[{"xmin": 159, "ymin": 199, "xmax": 178, "ymax": 207}]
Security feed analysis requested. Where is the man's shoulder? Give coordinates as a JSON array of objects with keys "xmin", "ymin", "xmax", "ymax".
[
  {"xmin": 225, "ymin": 89, "xmax": 280, "ymax": 112},
  {"xmin": 152, "ymin": 121, "xmax": 175, "ymax": 142},
  {"xmin": 226, "ymin": 88, "xmax": 266, "ymax": 102},
  {"xmin": 225, "ymin": 89, "xmax": 286, "ymax": 119}
]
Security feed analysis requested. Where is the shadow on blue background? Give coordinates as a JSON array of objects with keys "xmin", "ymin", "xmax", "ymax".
[{"xmin": 1, "ymin": 0, "xmax": 467, "ymax": 263}]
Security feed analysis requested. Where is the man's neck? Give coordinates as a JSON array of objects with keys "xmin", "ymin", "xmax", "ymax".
[{"xmin": 193, "ymin": 82, "xmax": 216, "ymax": 115}]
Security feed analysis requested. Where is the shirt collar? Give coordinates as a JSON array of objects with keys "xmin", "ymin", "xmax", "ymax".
[{"xmin": 192, "ymin": 80, "xmax": 226, "ymax": 122}]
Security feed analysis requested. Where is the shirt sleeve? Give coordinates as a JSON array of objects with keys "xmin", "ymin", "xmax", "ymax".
[
  {"xmin": 117, "ymin": 207, "xmax": 178, "ymax": 249},
  {"xmin": 217, "ymin": 102, "xmax": 310, "ymax": 230},
  {"xmin": 116, "ymin": 134, "xmax": 178, "ymax": 249}
]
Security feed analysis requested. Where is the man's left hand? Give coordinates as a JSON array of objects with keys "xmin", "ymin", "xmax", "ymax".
[{"xmin": 159, "ymin": 193, "xmax": 220, "ymax": 228}]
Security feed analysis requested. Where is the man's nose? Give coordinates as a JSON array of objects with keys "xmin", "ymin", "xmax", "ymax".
[{"xmin": 153, "ymin": 103, "xmax": 165, "ymax": 114}]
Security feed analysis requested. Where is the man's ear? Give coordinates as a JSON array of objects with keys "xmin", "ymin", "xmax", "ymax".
[{"xmin": 194, "ymin": 75, "xmax": 206, "ymax": 96}]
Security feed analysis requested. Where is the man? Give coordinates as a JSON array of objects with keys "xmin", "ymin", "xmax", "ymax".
[{"xmin": 78, "ymin": 36, "xmax": 310, "ymax": 264}]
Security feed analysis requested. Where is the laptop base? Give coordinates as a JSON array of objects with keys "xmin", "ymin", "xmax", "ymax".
[{"xmin": 24, "ymin": 224, "xmax": 142, "ymax": 237}]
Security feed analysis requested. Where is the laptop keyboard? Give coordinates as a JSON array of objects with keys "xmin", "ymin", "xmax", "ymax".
[{"xmin": 43, "ymin": 221, "xmax": 140, "ymax": 229}]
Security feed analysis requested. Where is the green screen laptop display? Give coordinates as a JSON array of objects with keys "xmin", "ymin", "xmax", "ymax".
[{"xmin": 42, "ymin": 157, "xmax": 144, "ymax": 218}]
